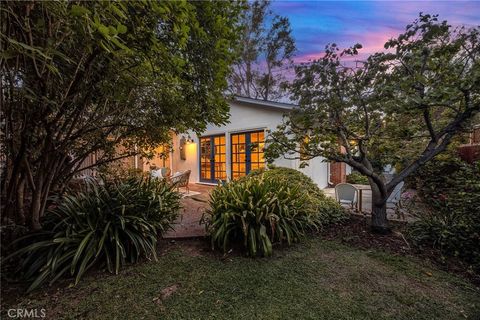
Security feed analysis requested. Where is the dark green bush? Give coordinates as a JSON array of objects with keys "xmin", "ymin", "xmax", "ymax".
[
  {"xmin": 7, "ymin": 176, "xmax": 181, "ymax": 292},
  {"xmin": 407, "ymin": 158, "xmax": 480, "ymax": 271},
  {"xmin": 204, "ymin": 168, "xmax": 347, "ymax": 257},
  {"xmin": 248, "ymin": 167, "xmax": 347, "ymax": 224},
  {"xmin": 346, "ymin": 171, "xmax": 369, "ymax": 185},
  {"xmin": 248, "ymin": 167, "xmax": 321, "ymax": 194}
]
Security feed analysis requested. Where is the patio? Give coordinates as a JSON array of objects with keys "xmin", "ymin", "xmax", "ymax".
[
  {"xmin": 163, "ymin": 183, "xmax": 411, "ymax": 239},
  {"xmin": 323, "ymin": 187, "xmax": 412, "ymax": 222},
  {"xmin": 163, "ymin": 184, "xmax": 215, "ymax": 239}
]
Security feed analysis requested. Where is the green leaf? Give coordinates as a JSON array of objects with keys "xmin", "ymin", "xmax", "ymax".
[
  {"xmin": 97, "ymin": 24, "xmax": 110, "ymax": 37},
  {"xmin": 71, "ymin": 231, "xmax": 94, "ymax": 274},
  {"xmin": 117, "ymin": 24, "xmax": 127, "ymax": 34},
  {"xmin": 70, "ymin": 4, "xmax": 91, "ymax": 17}
]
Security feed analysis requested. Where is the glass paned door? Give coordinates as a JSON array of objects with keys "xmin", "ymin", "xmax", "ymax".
[
  {"xmin": 200, "ymin": 135, "xmax": 226, "ymax": 183},
  {"xmin": 231, "ymin": 130, "xmax": 265, "ymax": 179}
]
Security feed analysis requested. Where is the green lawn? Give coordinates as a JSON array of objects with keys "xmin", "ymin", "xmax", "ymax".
[{"xmin": 6, "ymin": 239, "xmax": 480, "ymax": 320}]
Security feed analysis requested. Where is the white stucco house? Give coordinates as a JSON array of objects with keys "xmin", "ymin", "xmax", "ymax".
[{"xmin": 139, "ymin": 96, "xmax": 348, "ymax": 188}]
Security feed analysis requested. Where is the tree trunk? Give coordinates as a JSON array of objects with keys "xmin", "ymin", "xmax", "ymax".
[
  {"xmin": 30, "ymin": 188, "xmax": 43, "ymax": 231},
  {"xmin": 264, "ymin": 64, "xmax": 271, "ymax": 100},
  {"xmin": 3, "ymin": 155, "xmax": 23, "ymax": 224},
  {"xmin": 371, "ymin": 201, "xmax": 389, "ymax": 234},
  {"xmin": 246, "ymin": 61, "xmax": 251, "ymax": 97},
  {"xmin": 16, "ymin": 176, "xmax": 26, "ymax": 225},
  {"xmin": 369, "ymin": 180, "xmax": 390, "ymax": 234}
]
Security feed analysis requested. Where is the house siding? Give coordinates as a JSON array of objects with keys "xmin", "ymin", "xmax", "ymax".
[{"xmin": 171, "ymin": 100, "xmax": 330, "ymax": 188}]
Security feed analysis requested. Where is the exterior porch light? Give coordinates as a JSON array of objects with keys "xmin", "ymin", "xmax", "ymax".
[
  {"xmin": 179, "ymin": 136, "xmax": 187, "ymax": 160},
  {"xmin": 180, "ymin": 135, "xmax": 195, "ymax": 160}
]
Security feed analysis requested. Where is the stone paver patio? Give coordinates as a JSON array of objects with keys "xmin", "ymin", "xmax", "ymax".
[
  {"xmin": 323, "ymin": 187, "xmax": 414, "ymax": 222},
  {"xmin": 163, "ymin": 184, "xmax": 214, "ymax": 239}
]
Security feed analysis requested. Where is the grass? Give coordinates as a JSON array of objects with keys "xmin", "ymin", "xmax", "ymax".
[{"xmin": 3, "ymin": 238, "xmax": 480, "ymax": 320}]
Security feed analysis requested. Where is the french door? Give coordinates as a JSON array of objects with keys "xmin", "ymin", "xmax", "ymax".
[
  {"xmin": 200, "ymin": 135, "xmax": 226, "ymax": 183},
  {"xmin": 231, "ymin": 130, "xmax": 265, "ymax": 179}
]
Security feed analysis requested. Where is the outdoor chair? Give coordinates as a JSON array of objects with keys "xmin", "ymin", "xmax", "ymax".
[
  {"xmin": 386, "ymin": 181, "xmax": 405, "ymax": 218},
  {"xmin": 151, "ymin": 167, "xmax": 171, "ymax": 180},
  {"xmin": 160, "ymin": 167, "xmax": 171, "ymax": 178},
  {"xmin": 335, "ymin": 183, "xmax": 358, "ymax": 209},
  {"xmin": 170, "ymin": 170, "xmax": 191, "ymax": 193}
]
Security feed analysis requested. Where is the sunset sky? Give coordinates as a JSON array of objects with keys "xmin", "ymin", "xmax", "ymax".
[{"xmin": 271, "ymin": 1, "xmax": 480, "ymax": 62}]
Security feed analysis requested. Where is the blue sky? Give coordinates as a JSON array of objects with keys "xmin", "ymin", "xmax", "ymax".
[{"xmin": 271, "ymin": 1, "xmax": 480, "ymax": 62}]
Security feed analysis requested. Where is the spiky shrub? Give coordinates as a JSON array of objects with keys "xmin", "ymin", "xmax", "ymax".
[
  {"xmin": 204, "ymin": 177, "xmax": 323, "ymax": 257},
  {"xmin": 7, "ymin": 176, "xmax": 181, "ymax": 292}
]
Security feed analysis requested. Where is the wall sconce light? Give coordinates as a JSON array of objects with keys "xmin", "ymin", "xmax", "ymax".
[
  {"xmin": 179, "ymin": 135, "xmax": 195, "ymax": 160},
  {"xmin": 179, "ymin": 136, "xmax": 187, "ymax": 160}
]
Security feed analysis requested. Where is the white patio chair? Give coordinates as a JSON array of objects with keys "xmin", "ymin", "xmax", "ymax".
[
  {"xmin": 387, "ymin": 181, "xmax": 404, "ymax": 218},
  {"xmin": 335, "ymin": 183, "xmax": 358, "ymax": 209}
]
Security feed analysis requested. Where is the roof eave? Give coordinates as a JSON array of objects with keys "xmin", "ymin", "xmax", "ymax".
[{"xmin": 233, "ymin": 95, "xmax": 296, "ymax": 111}]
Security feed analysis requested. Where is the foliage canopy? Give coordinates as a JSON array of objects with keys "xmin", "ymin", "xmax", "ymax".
[
  {"xmin": 1, "ymin": 1, "xmax": 243, "ymax": 229},
  {"xmin": 229, "ymin": 0, "xmax": 295, "ymax": 101},
  {"xmin": 266, "ymin": 14, "xmax": 480, "ymax": 231}
]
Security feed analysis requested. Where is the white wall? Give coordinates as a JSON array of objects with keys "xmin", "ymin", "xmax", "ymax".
[
  {"xmin": 171, "ymin": 134, "xmax": 197, "ymax": 176},
  {"xmin": 346, "ymin": 164, "xmax": 352, "ymax": 175},
  {"xmin": 171, "ymin": 101, "xmax": 329, "ymax": 188},
  {"xmin": 298, "ymin": 158, "xmax": 329, "ymax": 189}
]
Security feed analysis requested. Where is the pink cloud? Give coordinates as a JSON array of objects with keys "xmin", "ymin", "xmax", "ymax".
[{"xmin": 294, "ymin": 26, "xmax": 401, "ymax": 63}]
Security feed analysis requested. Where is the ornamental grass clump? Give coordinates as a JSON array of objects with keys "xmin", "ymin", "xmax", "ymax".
[
  {"xmin": 204, "ymin": 176, "xmax": 325, "ymax": 257},
  {"xmin": 6, "ymin": 176, "xmax": 181, "ymax": 292}
]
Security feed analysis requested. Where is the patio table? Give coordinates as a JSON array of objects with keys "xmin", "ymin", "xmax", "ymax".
[{"xmin": 352, "ymin": 184, "xmax": 371, "ymax": 213}]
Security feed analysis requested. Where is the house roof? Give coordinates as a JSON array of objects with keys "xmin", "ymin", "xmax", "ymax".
[{"xmin": 233, "ymin": 96, "xmax": 297, "ymax": 111}]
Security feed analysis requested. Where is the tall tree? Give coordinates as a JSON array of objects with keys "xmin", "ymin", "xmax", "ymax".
[
  {"xmin": 265, "ymin": 14, "xmax": 480, "ymax": 233},
  {"xmin": 0, "ymin": 1, "xmax": 242, "ymax": 230},
  {"xmin": 230, "ymin": 0, "xmax": 295, "ymax": 101}
]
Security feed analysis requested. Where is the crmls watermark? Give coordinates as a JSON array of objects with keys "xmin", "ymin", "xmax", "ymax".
[{"xmin": 7, "ymin": 308, "xmax": 46, "ymax": 318}]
